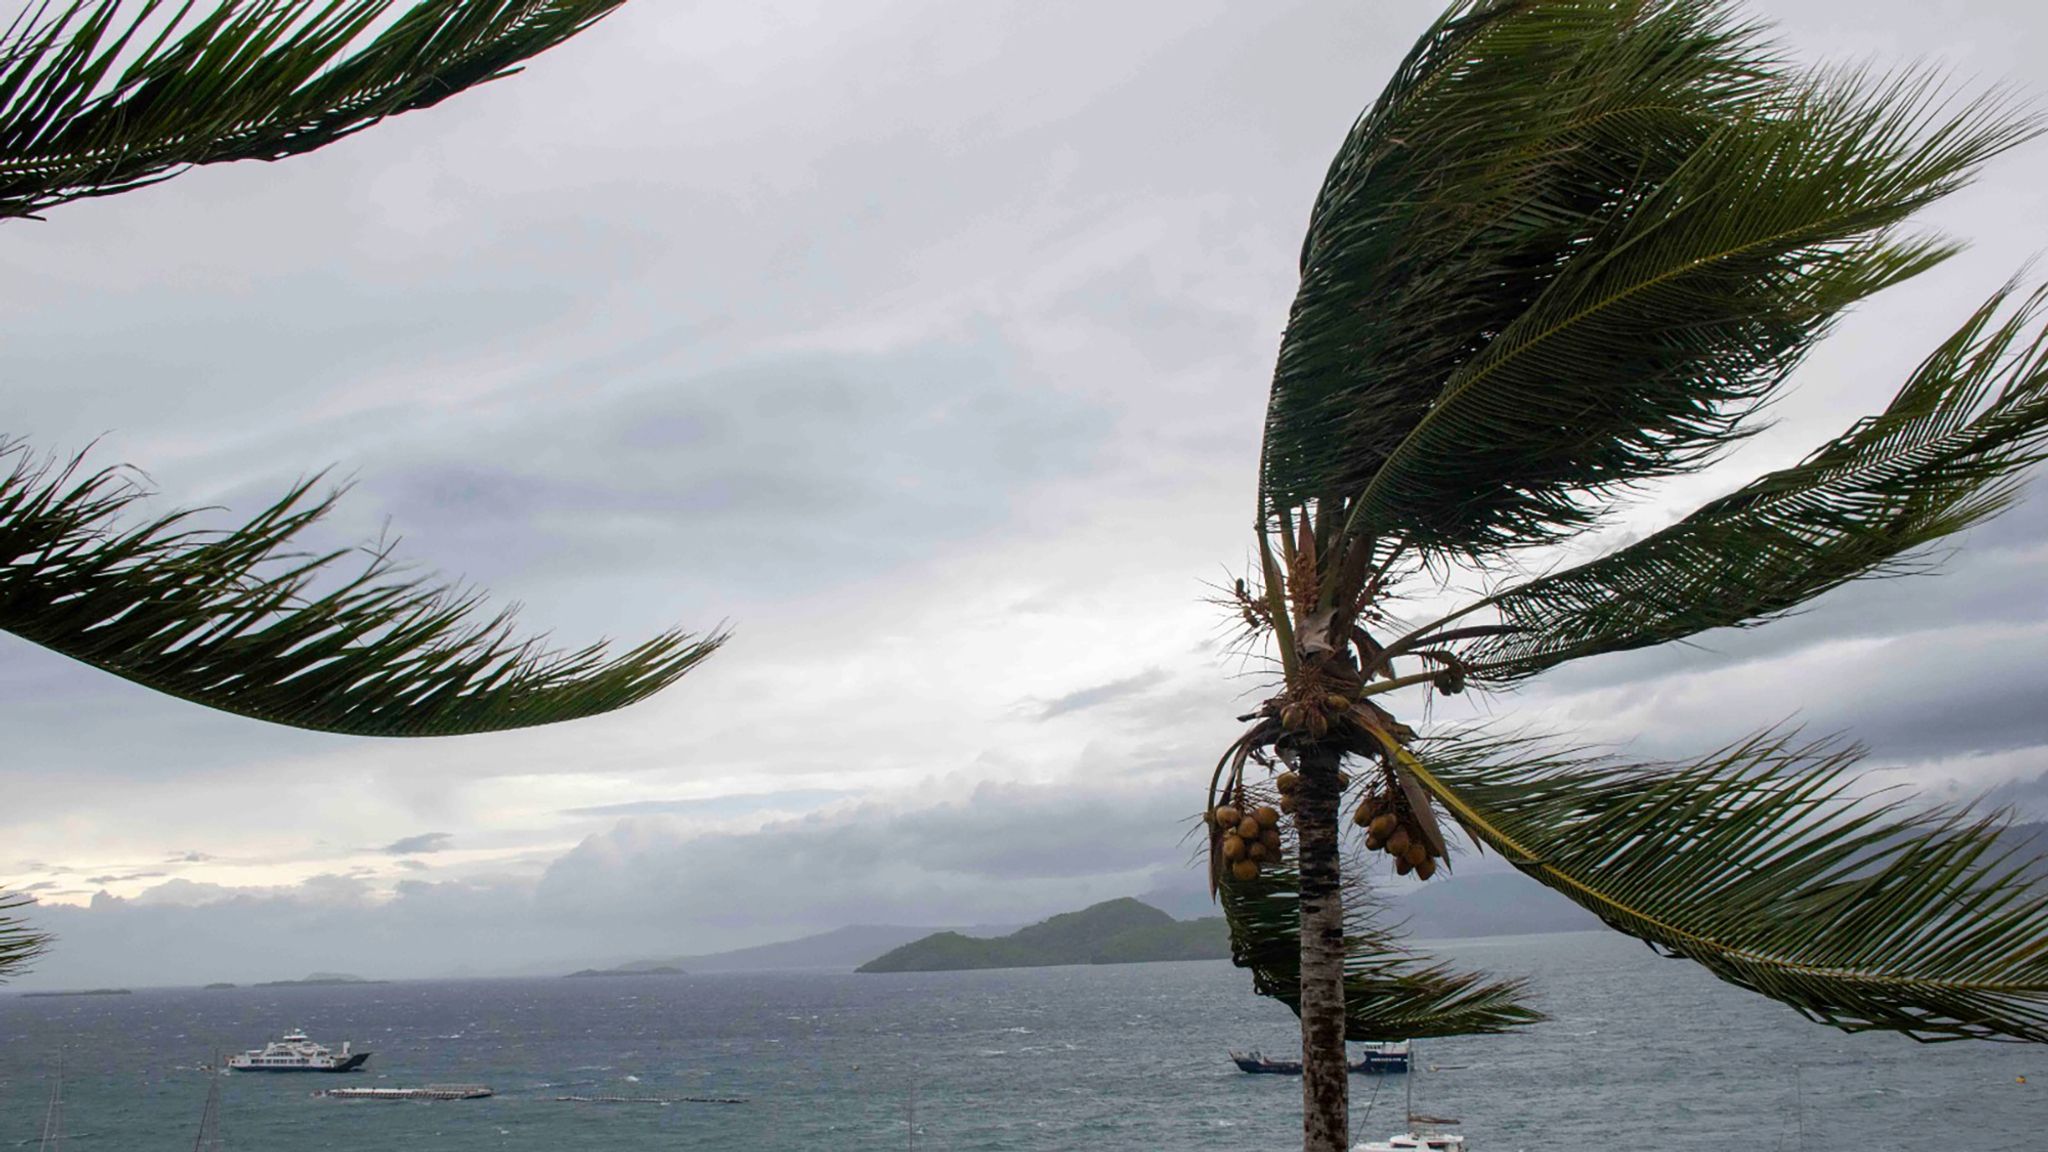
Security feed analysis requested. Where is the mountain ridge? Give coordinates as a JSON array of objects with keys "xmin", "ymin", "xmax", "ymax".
[{"xmin": 856, "ymin": 898, "xmax": 1229, "ymax": 973}]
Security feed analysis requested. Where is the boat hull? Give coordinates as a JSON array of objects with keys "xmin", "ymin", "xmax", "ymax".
[
  {"xmin": 233, "ymin": 1052, "xmax": 371, "ymax": 1073},
  {"xmin": 1229, "ymin": 1054, "xmax": 1408, "ymax": 1075}
]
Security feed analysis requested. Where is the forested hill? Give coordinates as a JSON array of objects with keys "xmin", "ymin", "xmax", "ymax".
[{"xmin": 856, "ymin": 898, "xmax": 1228, "ymax": 973}]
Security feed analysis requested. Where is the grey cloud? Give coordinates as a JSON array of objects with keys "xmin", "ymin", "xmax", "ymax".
[
  {"xmin": 24, "ymin": 881, "xmax": 57, "ymax": 892},
  {"xmin": 343, "ymin": 343, "xmax": 1108, "ymax": 613},
  {"xmin": 394, "ymin": 859, "xmax": 430, "ymax": 872},
  {"xmin": 167, "ymin": 851, "xmax": 214, "ymax": 863},
  {"xmin": 1523, "ymin": 526, "xmax": 2048, "ymax": 700},
  {"xmin": 1486, "ymin": 619, "xmax": 2048, "ymax": 772},
  {"xmin": 130, "ymin": 879, "xmax": 240, "ymax": 907},
  {"xmin": 85, "ymin": 871, "xmax": 165, "ymax": 884},
  {"xmin": 6, "ymin": 773, "xmax": 1210, "ymax": 989},
  {"xmin": 380, "ymin": 833, "xmax": 454, "ymax": 855},
  {"xmin": 1035, "ymin": 669, "xmax": 1171, "ymax": 719},
  {"xmin": 561, "ymin": 789, "xmax": 851, "ymax": 819},
  {"xmin": 535, "ymin": 775, "xmax": 1206, "ymax": 937},
  {"xmin": 1984, "ymin": 771, "xmax": 2048, "ymax": 821}
]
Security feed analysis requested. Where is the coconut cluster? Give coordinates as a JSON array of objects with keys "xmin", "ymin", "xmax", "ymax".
[
  {"xmin": 1271, "ymin": 767, "xmax": 1348, "ymax": 816},
  {"xmin": 1212, "ymin": 802, "xmax": 1284, "ymax": 882},
  {"xmin": 1353, "ymin": 790, "xmax": 1441, "ymax": 879}
]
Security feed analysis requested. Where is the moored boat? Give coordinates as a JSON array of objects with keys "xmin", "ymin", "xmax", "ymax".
[
  {"xmin": 1353, "ymin": 1119, "xmax": 1467, "ymax": 1152},
  {"xmin": 1229, "ymin": 1041, "xmax": 1411, "ymax": 1075},
  {"xmin": 227, "ymin": 1029, "xmax": 369, "ymax": 1072},
  {"xmin": 1353, "ymin": 1040, "xmax": 1467, "ymax": 1150}
]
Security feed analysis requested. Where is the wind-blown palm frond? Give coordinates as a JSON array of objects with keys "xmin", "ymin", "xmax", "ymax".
[
  {"xmin": 0, "ymin": 0, "xmax": 627, "ymax": 220},
  {"xmin": 0, "ymin": 892, "xmax": 48, "ymax": 980},
  {"xmin": 0, "ymin": 441, "xmax": 722, "ymax": 735},
  {"xmin": 1222, "ymin": 864, "xmax": 1540, "ymax": 1040},
  {"xmin": 1447, "ymin": 284, "xmax": 2048, "ymax": 684},
  {"xmin": 1394, "ymin": 729, "xmax": 2048, "ymax": 1042},
  {"xmin": 1261, "ymin": 0, "xmax": 2034, "ymax": 562},
  {"xmin": 1221, "ymin": 859, "xmax": 1540, "ymax": 1040}
]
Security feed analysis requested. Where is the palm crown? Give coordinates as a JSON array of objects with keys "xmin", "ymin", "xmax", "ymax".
[
  {"xmin": 1209, "ymin": 2, "xmax": 2048, "ymax": 1146},
  {"xmin": 0, "ymin": 2, "xmax": 718, "ymax": 976}
]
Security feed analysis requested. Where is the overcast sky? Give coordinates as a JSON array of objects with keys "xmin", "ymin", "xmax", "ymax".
[{"xmin": 5, "ymin": 0, "xmax": 2048, "ymax": 988}]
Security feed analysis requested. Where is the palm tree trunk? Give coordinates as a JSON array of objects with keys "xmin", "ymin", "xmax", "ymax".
[{"xmin": 1296, "ymin": 741, "xmax": 1349, "ymax": 1152}]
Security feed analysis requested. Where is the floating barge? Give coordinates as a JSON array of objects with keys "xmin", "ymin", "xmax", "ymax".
[{"xmin": 318, "ymin": 1084, "xmax": 493, "ymax": 1100}]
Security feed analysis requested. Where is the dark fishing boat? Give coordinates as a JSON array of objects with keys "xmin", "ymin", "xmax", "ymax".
[{"xmin": 1229, "ymin": 1042, "xmax": 1411, "ymax": 1075}]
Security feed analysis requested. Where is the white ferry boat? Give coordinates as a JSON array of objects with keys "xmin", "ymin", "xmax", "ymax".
[{"xmin": 227, "ymin": 1030, "xmax": 370, "ymax": 1073}]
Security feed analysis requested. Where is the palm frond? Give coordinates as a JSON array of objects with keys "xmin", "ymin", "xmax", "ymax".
[
  {"xmin": 0, "ymin": 892, "xmax": 49, "ymax": 981},
  {"xmin": 0, "ymin": 440, "xmax": 721, "ymax": 736},
  {"xmin": 1261, "ymin": 0, "xmax": 2035, "ymax": 562},
  {"xmin": 1396, "ymin": 728, "xmax": 2048, "ymax": 1042},
  {"xmin": 1449, "ymin": 283, "xmax": 2048, "ymax": 684},
  {"xmin": 0, "ymin": 0, "xmax": 627, "ymax": 221},
  {"xmin": 1221, "ymin": 855, "xmax": 1540, "ymax": 1040}
]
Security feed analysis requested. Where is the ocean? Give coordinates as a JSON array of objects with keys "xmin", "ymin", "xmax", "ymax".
[{"xmin": 0, "ymin": 931, "xmax": 2038, "ymax": 1150}]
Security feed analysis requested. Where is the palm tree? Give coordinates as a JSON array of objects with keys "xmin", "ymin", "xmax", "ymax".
[
  {"xmin": 0, "ymin": 2, "xmax": 720, "ymax": 977},
  {"xmin": 1207, "ymin": 3, "xmax": 2048, "ymax": 1148}
]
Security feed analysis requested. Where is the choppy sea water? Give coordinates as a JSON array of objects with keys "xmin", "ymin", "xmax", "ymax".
[{"xmin": 0, "ymin": 931, "xmax": 2039, "ymax": 1150}]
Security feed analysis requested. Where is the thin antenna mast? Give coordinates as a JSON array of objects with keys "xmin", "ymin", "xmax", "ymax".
[
  {"xmin": 38, "ymin": 1054, "xmax": 63, "ymax": 1152},
  {"xmin": 192, "ymin": 1058, "xmax": 225, "ymax": 1152},
  {"xmin": 1405, "ymin": 1043, "xmax": 1414, "ymax": 1128},
  {"xmin": 1794, "ymin": 1064, "xmax": 1806, "ymax": 1151}
]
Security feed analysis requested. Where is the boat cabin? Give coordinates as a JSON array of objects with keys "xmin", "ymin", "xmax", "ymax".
[{"xmin": 1355, "ymin": 1133, "xmax": 1465, "ymax": 1152}]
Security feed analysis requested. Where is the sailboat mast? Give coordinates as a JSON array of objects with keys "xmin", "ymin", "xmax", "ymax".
[
  {"xmin": 1405, "ymin": 1042, "xmax": 1414, "ymax": 1126},
  {"xmin": 192, "ymin": 1062, "xmax": 224, "ymax": 1152},
  {"xmin": 38, "ymin": 1054, "xmax": 63, "ymax": 1152}
]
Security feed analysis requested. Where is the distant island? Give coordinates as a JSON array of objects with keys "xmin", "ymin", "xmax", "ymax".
[
  {"xmin": 565, "ymin": 965, "xmax": 688, "ymax": 979},
  {"xmin": 858, "ymin": 898, "xmax": 1228, "ymax": 973},
  {"xmin": 590, "ymin": 924, "xmax": 1012, "ymax": 976},
  {"xmin": 21, "ymin": 987, "xmax": 131, "ymax": 998},
  {"xmin": 204, "ymin": 982, "xmax": 237, "ymax": 990},
  {"xmin": 254, "ymin": 972, "xmax": 386, "ymax": 987}
]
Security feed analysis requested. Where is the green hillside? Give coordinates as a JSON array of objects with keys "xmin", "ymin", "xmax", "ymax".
[{"xmin": 856, "ymin": 898, "xmax": 1228, "ymax": 972}]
